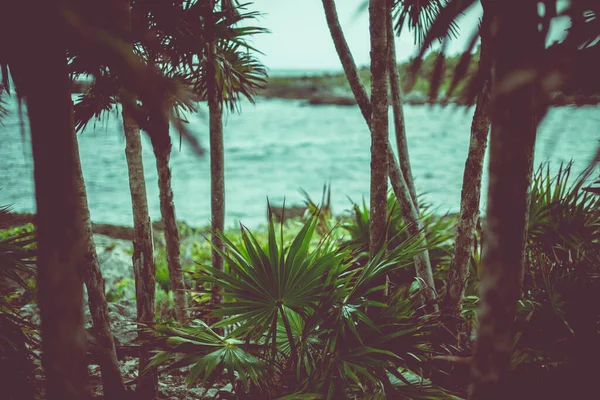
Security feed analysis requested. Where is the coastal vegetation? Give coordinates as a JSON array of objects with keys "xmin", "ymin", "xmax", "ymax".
[
  {"xmin": 0, "ymin": 0, "xmax": 599, "ymax": 399},
  {"xmin": 259, "ymin": 47, "xmax": 600, "ymax": 106}
]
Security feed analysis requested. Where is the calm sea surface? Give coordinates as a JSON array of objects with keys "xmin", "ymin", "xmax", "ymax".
[{"xmin": 1, "ymin": 97, "xmax": 599, "ymax": 229}]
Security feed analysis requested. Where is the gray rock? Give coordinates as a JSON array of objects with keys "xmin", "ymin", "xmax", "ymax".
[
  {"xmin": 120, "ymin": 359, "xmax": 138, "ymax": 376},
  {"xmin": 18, "ymin": 303, "xmax": 40, "ymax": 326},
  {"xmin": 187, "ymin": 387, "xmax": 207, "ymax": 397},
  {"xmin": 93, "ymin": 234, "xmax": 134, "ymax": 290},
  {"xmin": 220, "ymin": 383, "xmax": 233, "ymax": 393},
  {"xmin": 83, "ymin": 299, "xmax": 138, "ymax": 345}
]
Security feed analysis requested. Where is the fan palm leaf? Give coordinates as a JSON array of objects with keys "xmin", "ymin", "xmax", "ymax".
[{"xmin": 146, "ymin": 320, "xmax": 269, "ymax": 391}]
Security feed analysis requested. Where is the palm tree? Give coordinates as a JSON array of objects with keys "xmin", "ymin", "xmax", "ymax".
[
  {"xmin": 206, "ymin": 0, "xmax": 226, "ymax": 306},
  {"xmin": 132, "ymin": 1, "xmax": 189, "ymax": 324},
  {"xmin": 73, "ymin": 130, "xmax": 127, "ymax": 397},
  {"xmin": 121, "ymin": 96, "xmax": 161, "ymax": 397},
  {"xmin": 184, "ymin": 1, "xmax": 267, "ymax": 307},
  {"xmin": 2, "ymin": 2, "xmax": 91, "ymax": 397},
  {"xmin": 320, "ymin": 0, "xmax": 437, "ymax": 308},
  {"xmin": 150, "ymin": 103, "xmax": 187, "ymax": 322}
]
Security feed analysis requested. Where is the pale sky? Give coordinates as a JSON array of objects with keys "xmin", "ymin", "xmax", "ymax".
[
  {"xmin": 243, "ymin": 0, "xmax": 571, "ymax": 72},
  {"xmin": 245, "ymin": 0, "xmax": 483, "ymax": 71}
]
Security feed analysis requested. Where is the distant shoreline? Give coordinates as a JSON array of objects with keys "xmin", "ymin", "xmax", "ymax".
[
  {"xmin": 72, "ymin": 77, "xmax": 600, "ymax": 107},
  {"xmin": 257, "ymin": 75, "xmax": 600, "ymax": 107}
]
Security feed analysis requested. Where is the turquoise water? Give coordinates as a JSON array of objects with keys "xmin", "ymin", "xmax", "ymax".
[{"xmin": 1, "ymin": 97, "xmax": 599, "ymax": 228}]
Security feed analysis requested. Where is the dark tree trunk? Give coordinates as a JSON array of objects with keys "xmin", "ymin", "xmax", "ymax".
[
  {"xmin": 321, "ymin": 0, "xmax": 437, "ymax": 306},
  {"xmin": 368, "ymin": 0, "xmax": 389, "ymax": 256},
  {"xmin": 386, "ymin": 2, "xmax": 418, "ymax": 205},
  {"xmin": 74, "ymin": 130, "xmax": 126, "ymax": 398},
  {"xmin": 7, "ymin": 2, "xmax": 91, "ymax": 397},
  {"xmin": 469, "ymin": 1, "xmax": 543, "ymax": 398},
  {"xmin": 32, "ymin": 75, "xmax": 91, "ymax": 400},
  {"xmin": 207, "ymin": 6, "xmax": 225, "ymax": 306},
  {"xmin": 151, "ymin": 122, "xmax": 187, "ymax": 323},
  {"xmin": 442, "ymin": 28, "xmax": 493, "ymax": 333}
]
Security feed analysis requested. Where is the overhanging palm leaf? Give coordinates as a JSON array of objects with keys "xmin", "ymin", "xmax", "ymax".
[
  {"xmin": 407, "ymin": 0, "xmax": 600, "ymax": 107},
  {"xmin": 561, "ymin": 0, "xmax": 600, "ymax": 49}
]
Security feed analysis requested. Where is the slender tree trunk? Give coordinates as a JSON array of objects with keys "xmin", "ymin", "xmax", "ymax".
[
  {"xmin": 442, "ymin": 80, "xmax": 491, "ymax": 332},
  {"xmin": 442, "ymin": 27, "xmax": 493, "ymax": 331},
  {"xmin": 520, "ymin": 138, "xmax": 537, "ymax": 280},
  {"xmin": 469, "ymin": 1, "xmax": 542, "ymax": 398},
  {"xmin": 8, "ymin": 3, "xmax": 91, "ymax": 396},
  {"xmin": 74, "ymin": 128, "xmax": 126, "ymax": 398},
  {"xmin": 207, "ymin": 5, "xmax": 225, "ymax": 306},
  {"xmin": 321, "ymin": 0, "xmax": 372, "ymax": 122},
  {"xmin": 122, "ymin": 101, "xmax": 158, "ymax": 399},
  {"xmin": 208, "ymin": 45, "xmax": 225, "ymax": 304},
  {"xmin": 368, "ymin": 0, "xmax": 389, "ymax": 255},
  {"xmin": 151, "ymin": 120, "xmax": 187, "ymax": 322},
  {"xmin": 321, "ymin": 0, "xmax": 437, "ymax": 306},
  {"xmin": 386, "ymin": 2, "xmax": 418, "ymax": 205},
  {"xmin": 388, "ymin": 148, "xmax": 438, "ymax": 308}
]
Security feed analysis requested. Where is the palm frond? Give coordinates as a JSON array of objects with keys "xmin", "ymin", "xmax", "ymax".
[
  {"xmin": 145, "ymin": 320, "xmax": 269, "ymax": 391},
  {"xmin": 392, "ymin": 0, "xmax": 461, "ymax": 46},
  {"xmin": 72, "ymin": 74, "xmax": 119, "ymax": 133}
]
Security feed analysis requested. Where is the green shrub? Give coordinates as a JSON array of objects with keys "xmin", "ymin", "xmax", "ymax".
[{"xmin": 148, "ymin": 213, "xmax": 458, "ymax": 399}]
